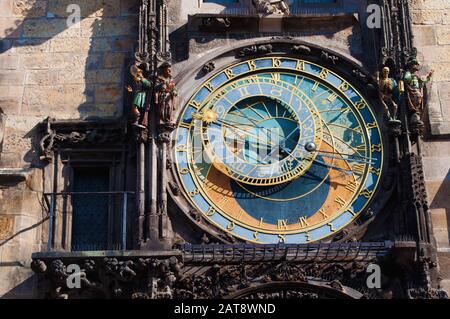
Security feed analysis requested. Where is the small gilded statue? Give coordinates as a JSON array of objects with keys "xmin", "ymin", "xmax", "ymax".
[
  {"xmin": 155, "ymin": 62, "xmax": 178, "ymax": 126},
  {"xmin": 375, "ymin": 66, "xmax": 400, "ymax": 121},
  {"xmin": 404, "ymin": 57, "xmax": 434, "ymax": 124},
  {"xmin": 127, "ymin": 64, "xmax": 151, "ymax": 129}
]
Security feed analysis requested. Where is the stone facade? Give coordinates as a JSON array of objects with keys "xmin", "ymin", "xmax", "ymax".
[
  {"xmin": 0, "ymin": 0, "xmax": 449, "ymax": 299},
  {"xmin": 0, "ymin": 0, "xmax": 138, "ymax": 298},
  {"xmin": 410, "ymin": 0, "xmax": 450, "ymax": 294},
  {"xmin": 411, "ymin": 0, "xmax": 450, "ymax": 136}
]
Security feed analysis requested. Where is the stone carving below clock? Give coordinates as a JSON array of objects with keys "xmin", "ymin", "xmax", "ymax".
[{"xmin": 252, "ymin": 0, "xmax": 290, "ymax": 15}]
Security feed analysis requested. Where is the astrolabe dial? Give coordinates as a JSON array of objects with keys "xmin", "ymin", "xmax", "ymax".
[
  {"xmin": 174, "ymin": 56, "xmax": 385, "ymax": 244},
  {"xmin": 193, "ymin": 76, "xmax": 323, "ymax": 186}
]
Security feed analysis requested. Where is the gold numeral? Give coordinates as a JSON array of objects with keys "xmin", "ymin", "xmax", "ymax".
[
  {"xmin": 319, "ymin": 69, "xmax": 329, "ymax": 79},
  {"xmin": 352, "ymin": 163, "xmax": 365, "ymax": 175},
  {"xmin": 179, "ymin": 168, "xmax": 190, "ymax": 175},
  {"xmin": 206, "ymin": 207, "xmax": 216, "ymax": 216},
  {"xmin": 371, "ymin": 144, "xmax": 382, "ymax": 153},
  {"xmin": 355, "ymin": 100, "xmax": 366, "ymax": 110},
  {"xmin": 189, "ymin": 188, "xmax": 200, "ymax": 197},
  {"xmin": 278, "ymin": 234, "xmax": 286, "ymax": 243},
  {"xmin": 327, "ymin": 92, "xmax": 338, "ymax": 103},
  {"xmin": 335, "ymin": 196, "xmax": 347, "ymax": 208},
  {"xmin": 225, "ymin": 68, "xmax": 234, "ymax": 78},
  {"xmin": 338, "ymin": 82, "xmax": 349, "ymax": 92},
  {"xmin": 176, "ymin": 145, "xmax": 187, "ymax": 152},
  {"xmin": 227, "ymin": 222, "xmax": 235, "ymax": 231},
  {"xmin": 345, "ymin": 181, "xmax": 359, "ymax": 193},
  {"xmin": 253, "ymin": 232, "xmax": 259, "ymax": 241},
  {"xmin": 248, "ymin": 60, "xmax": 257, "ymax": 70},
  {"xmin": 311, "ymin": 82, "xmax": 319, "ymax": 93},
  {"xmin": 299, "ymin": 217, "xmax": 309, "ymax": 227},
  {"xmin": 273, "ymin": 58, "xmax": 281, "ymax": 68},
  {"xmin": 370, "ymin": 167, "xmax": 381, "ymax": 176},
  {"xmin": 238, "ymin": 86, "xmax": 249, "ymax": 97},
  {"xmin": 278, "ymin": 219, "xmax": 288, "ymax": 230},
  {"xmin": 190, "ymin": 100, "xmax": 201, "ymax": 109},
  {"xmin": 360, "ymin": 189, "xmax": 373, "ymax": 199},
  {"xmin": 271, "ymin": 72, "xmax": 280, "ymax": 81},
  {"xmin": 296, "ymin": 60, "xmax": 305, "ymax": 71},
  {"xmin": 319, "ymin": 209, "xmax": 329, "ymax": 219}
]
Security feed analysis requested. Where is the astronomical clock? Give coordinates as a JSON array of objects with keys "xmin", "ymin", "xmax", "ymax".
[{"xmin": 173, "ymin": 56, "xmax": 385, "ymax": 244}]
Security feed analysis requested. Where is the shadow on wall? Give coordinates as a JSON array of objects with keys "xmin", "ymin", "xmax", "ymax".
[
  {"xmin": 430, "ymin": 169, "xmax": 450, "ymax": 246},
  {"xmin": 1, "ymin": 0, "xmax": 139, "ymax": 121}
]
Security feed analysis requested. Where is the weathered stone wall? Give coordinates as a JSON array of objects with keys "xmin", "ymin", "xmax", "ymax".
[
  {"xmin": 0, "ymin": 0, "xmax": 138, "ymax": 167},
  {"xmin": 411, "ymin": 0, "xmax": 450, "ymax": 136},
  {"xmin": 410, "ymin": 0, "xmax": 450, "ymax": 293},
  {"xmin": 0, "ymin": 0, "xmax": 138, "ymax": 298}
]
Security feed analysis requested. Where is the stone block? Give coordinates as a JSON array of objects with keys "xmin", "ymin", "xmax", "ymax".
[
  {"xmin": 94, "ymin": 84, "xmax": 122, "ymax": 103},
  {"xmin": 0, "ymin": 266, "xmax": 36, "ymax": 298},
  {"xmin": 0, "ymin": 18, "xmax": 23, "ymax": 38},
  {"xmin": 0, "ymin": 0, "xmax": 14, "ymax": 17},
  {"xmin": 91, "ymin": 37, "xmax": 134, "ymax": 52},
  {"xmin": 412, "ymin": 25, "xmax": 437, "ymax": 46},
  {"xmin": 412, "ymin": 9, "xmax": 444, "ymax": 24},
  {"xmin": 103, "ymin": 52, "xmax": 126, "ymax": 68},
  {"xmin": 12, "ymin": 38, "xmax": 50, "ymax": 53},
  {"xmin": 86, "ymin": 68, "xmax": 122, "ymax": 84},
  {"xmin": 430, "ymin": 208, "xmax": 449, "ymax": 230},
  {"xmin": 120, "ymin": 0, "xmax": 139, "ymax": 16},
  {"xmin": 78, "ymin": 102, "xmax": 120, "ymax": 118},
  {"xmin": 411, "ymin": 0, "xmax": 450, "ymax": 10},
  {"xmin": 13, "ymin": 0, "xmax": 47, "ymax": 17},
  {"xmin": 49, "ymin": 37, "xmax": 91, "ymax": 52},
  {"xmin": 420, "ymin": 45, "xmax": 450, "ymax": 63},
  {"xmin": 0, "ymin": 55, "xmax": 19, "ymax": 69},
  {"xmin": 21, "ymin": 52, "xmax": 101, "ymax": 70},
  {"xmin": 0, "ymin": 216, "xmax": 15, "ymax": 240},
  {"xmin": 26, "ymin": 70, "xmax": 59, "ymax": 85},
  {"xmin": 0, "ymin": 97, "xmax": 22, "ymax": 115},
  {"xmin": 434, "ymin": 228, "xmax": 450, "ymax": 248},
  {"xmin": 438, "ymin": 252, "xmax": 450, "ymax": 278},
  {"xmin": 80, "ymin": 16, "xmax": 137, "ymax": 38},
  {"xmin": 48, "ymin": 0, "xmax": 121, "ymax": 18},
  {"xmin": 0, "ymin": 70, "xmax": 25, "ymax": 85},
  {"xmin": 22, "ymin": 84, "xmax": 94, "ymax": 115},
  {"xmin": 23, "ymin": 18, "xmax": 80, "ymax": 38},
  {"xmin": 436, "ymin": 25, "xmax": 450, "ymax": 45}
]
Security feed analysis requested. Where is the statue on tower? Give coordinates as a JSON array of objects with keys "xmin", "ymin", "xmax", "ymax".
[
  {"xmin": 375, "ymin": 66, "xmax": 401, "ymax": 122},
  {"xmin": 155, "ymin": 62, "xmax": 178, "ymax": 127},
  {"xmin": 404, "ymin": 57, "xmax": 434, "ymax": 125},
  {"xmin": 126, "ymin": 64, "xmax": 151, "ymax": 129}
]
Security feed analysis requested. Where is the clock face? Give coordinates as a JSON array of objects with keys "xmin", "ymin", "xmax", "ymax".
[{"xmin": 174, "ymin": 57, "xmax": 384, "ymax": 244}]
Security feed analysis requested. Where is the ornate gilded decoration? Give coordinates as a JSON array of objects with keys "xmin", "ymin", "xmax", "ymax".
[{"xmin": 375, "ymin": 67, "xmax": 400, "ymax": 121}]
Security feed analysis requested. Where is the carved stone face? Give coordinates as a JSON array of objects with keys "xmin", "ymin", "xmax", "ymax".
[{"xmin": 382, "ymin": 67, "xmax": 390, "ymax": 78}]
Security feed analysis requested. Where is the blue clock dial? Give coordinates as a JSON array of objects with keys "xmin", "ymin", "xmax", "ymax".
[{"xmin": 174, "ymin": 57, "xmax": 384, "ymax": 244}]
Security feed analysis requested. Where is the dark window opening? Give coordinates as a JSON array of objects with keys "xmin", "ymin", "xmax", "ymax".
[{"xmin": 71, "ymin": 167, "xmax": 110, "ymax": 251}]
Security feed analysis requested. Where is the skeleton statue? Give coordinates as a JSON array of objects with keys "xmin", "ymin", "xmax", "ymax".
[
  {"xmin": 404, "ymin": 58, "xmax": 434, "ymax": 124},
  {"xmin": 375, "ymin": 67, "xmax": 400, "ymax": 121},
  {"xmin": 126, "ymin": 64, "xmax": 151, "ymax": 129},
  {"xmin": 252, "ymin": 0, "xmax": 290, "ymax": 15},
  {"xmin": 155, "ymin": 62, "xmax": 178, "ymax": 125}
]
